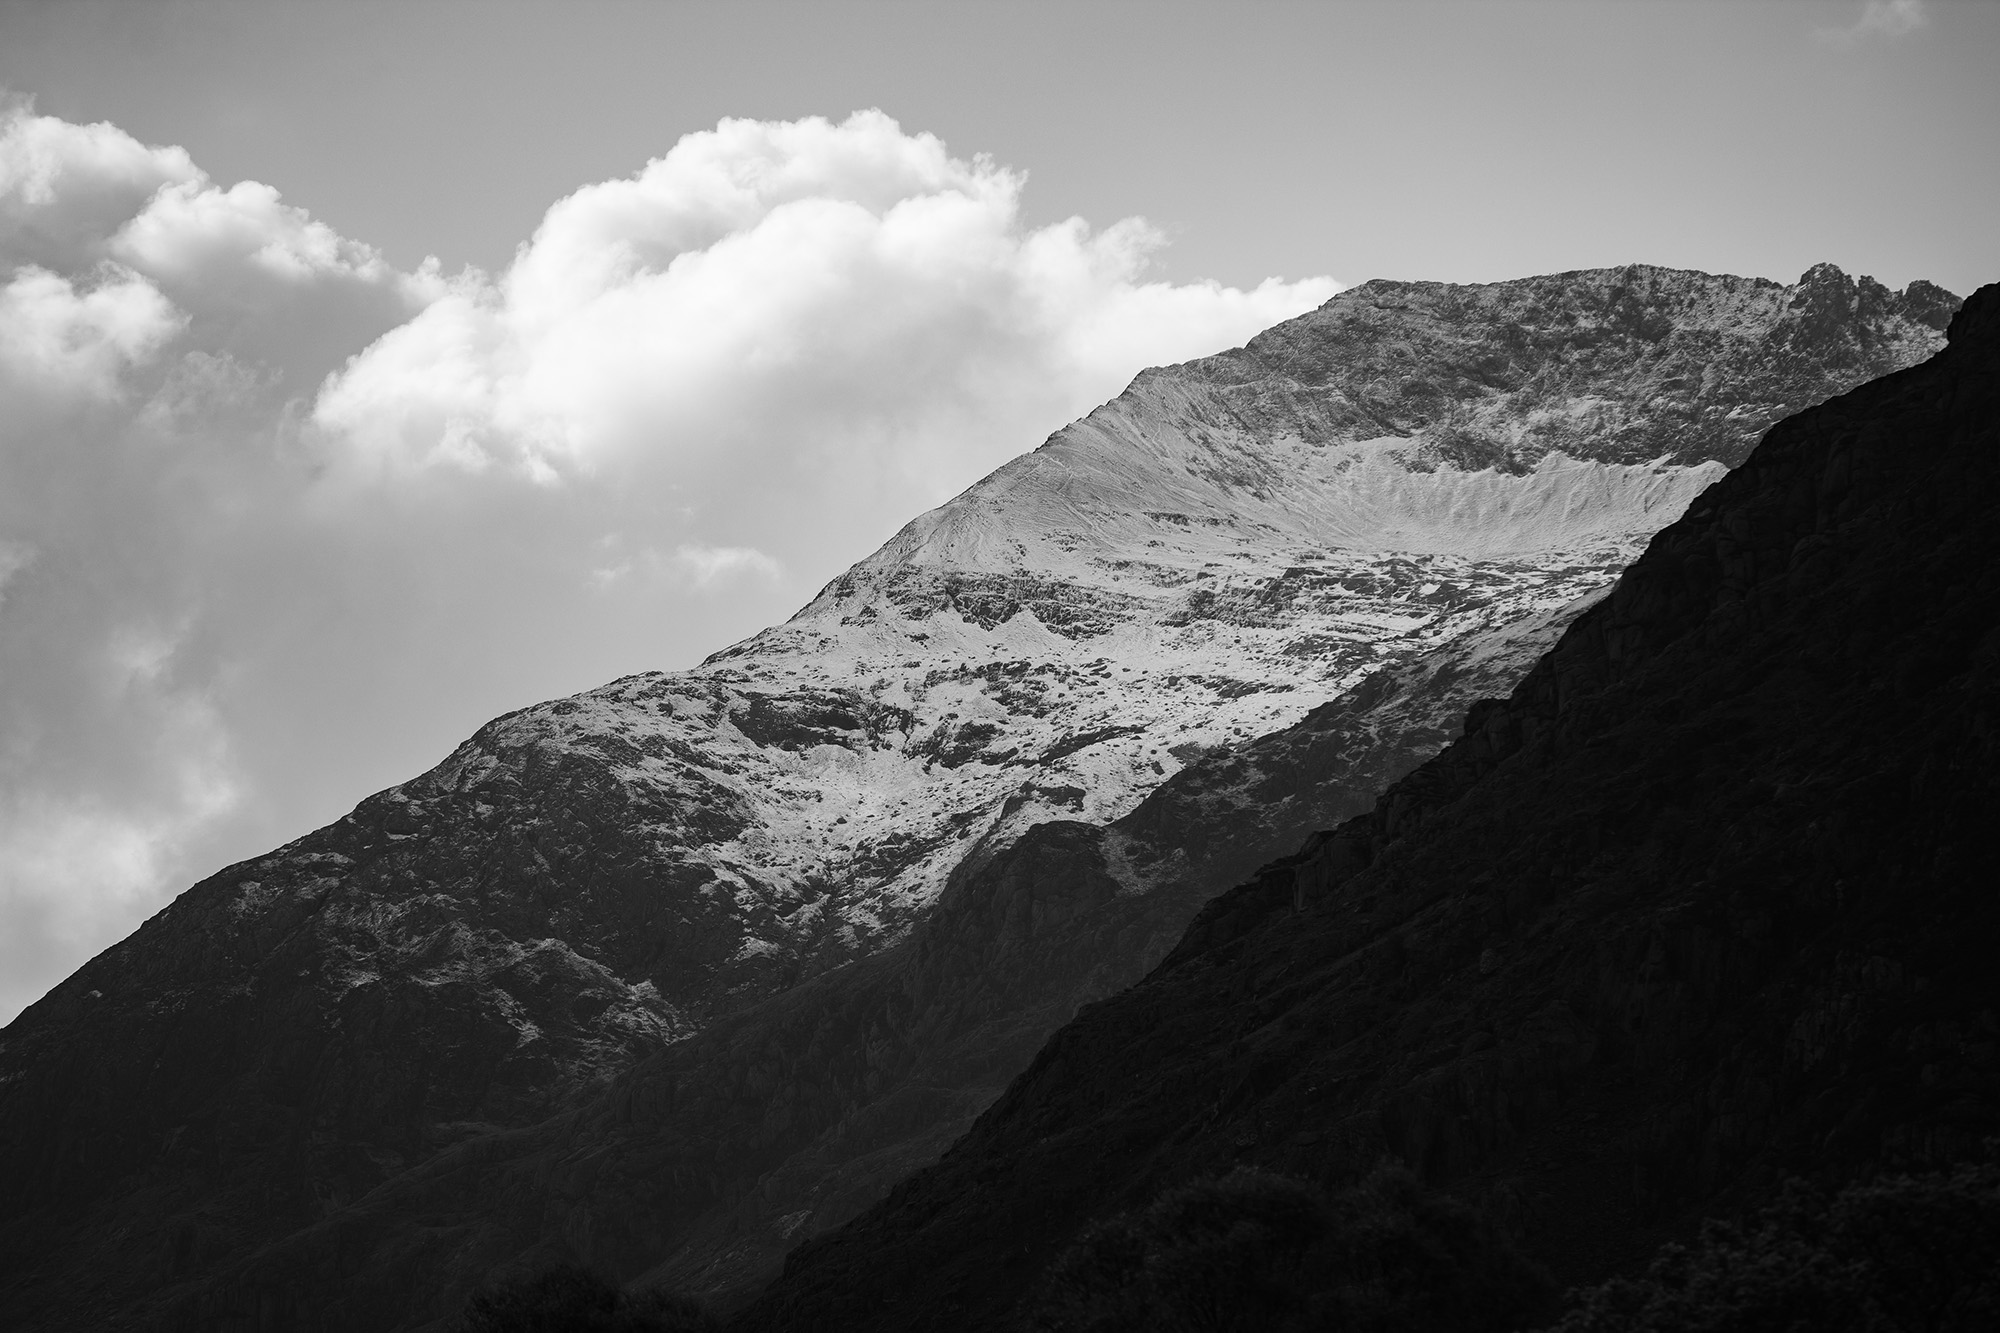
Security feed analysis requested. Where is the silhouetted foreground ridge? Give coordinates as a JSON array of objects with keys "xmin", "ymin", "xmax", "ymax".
[{"xmin": 735, "ymin": 284, "xmax": 2000, "ymax": 1331}]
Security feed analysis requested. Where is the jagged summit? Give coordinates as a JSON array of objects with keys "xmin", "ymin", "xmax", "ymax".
[{"xmin": 0, "ymin": 263, "xmax": 1956, "ymax": 1331}]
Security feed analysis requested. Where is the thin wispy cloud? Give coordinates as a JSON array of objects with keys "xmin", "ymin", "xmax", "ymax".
[
  {"xmin": 1818, "ymin": 0, "xmax": 1928, "ymax": 44},
  {"xmin": 0, "ymin": 98, "xmax": 1337, "ymax": 1022}
]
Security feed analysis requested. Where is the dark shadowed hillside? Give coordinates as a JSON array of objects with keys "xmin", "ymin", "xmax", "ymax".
[{"xmin": 734, "ymin": 284, "xmax": 2000, "ymax": 1331}]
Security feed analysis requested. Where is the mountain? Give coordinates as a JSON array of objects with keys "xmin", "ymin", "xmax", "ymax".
[
  {"xmin": 736, "ymin": 281, "xmax": 2000, "ymax": 1331},
  {"xmin": 0, "ymin": 264, "xmax": 1956, "ymax": 1331}
]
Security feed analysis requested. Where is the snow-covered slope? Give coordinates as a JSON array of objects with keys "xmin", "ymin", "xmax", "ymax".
[
  {"xmin": 410, "ymin": 261, "xmax": 1946, "ymax": 1022},
  {"xmin": 590, "ymin": 444, "xmax": 1710, "ymax": 957},
  {"xmin": 0, "ymin": 262, "xmax": 1956, "ymax": 1333}
]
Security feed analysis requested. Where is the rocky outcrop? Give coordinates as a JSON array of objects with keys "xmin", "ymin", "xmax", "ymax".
[
  {"xmin": 1174, "ymin": 261, "xmax": 1955, "ymax": 472},
  {"xmin": 0, "ymin": 266, "xmax": 1958, "ymax": 1331},
  {"xmin": 736, "ymin": 285, "xmax": 2000, "ymax": 1331}
]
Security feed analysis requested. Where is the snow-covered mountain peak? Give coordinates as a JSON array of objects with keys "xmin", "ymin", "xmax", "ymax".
[
  {"xmin": 13, "ymin": 261, "xmax": 1954, "ymax": 1121},
  {"xmin": 0, "ymin": 264, "xmax": 1960, "ymax": 1330},
  {"xmin": 432, "ymin": 261, "xmax": 1951, "ymax": 1021}
]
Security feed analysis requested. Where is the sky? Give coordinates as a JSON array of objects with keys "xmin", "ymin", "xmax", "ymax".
[{"xmin": 0, "ymin": 0, "xmax": 1994, "ymax": 1024}]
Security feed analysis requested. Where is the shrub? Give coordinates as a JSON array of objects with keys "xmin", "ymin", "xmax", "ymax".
[
  {"xmin": 1030, "ymin": 1163, "xmax": 1549, "ymax": 1332},
  {"xmin": 456, "ymin": 1263, "xmax": 718, "ymax": 1333},
  {"xmin": 1544, "ymin": 1160, "xmax": 2000, "ymax": 1333}
]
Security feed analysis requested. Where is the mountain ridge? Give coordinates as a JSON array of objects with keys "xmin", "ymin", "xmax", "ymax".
[
  {"xmin": 0, "ymin": 262, "xmax": 1958, "ymax": 1331},
  {"xmin": 735, "ymin": 280, "xmax": 2000, "ymax": 1331}
]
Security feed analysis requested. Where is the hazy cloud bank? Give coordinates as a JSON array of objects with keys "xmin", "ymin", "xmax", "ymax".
[
  {"xmin": 1818, "ymin": 0, "xmax": 1928, "ymax": 44},
  {"xmin": 0, "ymin": 100, "xmax": 1336, "ymax": 1021}
]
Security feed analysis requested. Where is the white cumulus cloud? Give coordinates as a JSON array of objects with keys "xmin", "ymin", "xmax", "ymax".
[
  {"xmin": 314, "ymin": 110, "xmax": 1328, "ymax": 502},
  {"xmin": 0, "ymin": 95, "xmax": 198, "ymax": 272},
  {"xmin": 0, "ymin": 100, "xmax": 1337, "ymax": 1024},
  {"xmin": 0, "ymin": 264, "xmax": 183, "ymax": 398}
]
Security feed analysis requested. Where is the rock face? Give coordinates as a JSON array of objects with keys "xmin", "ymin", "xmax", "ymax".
[
  {"xmin": 738, "ymin": 283, "xmax": 2000, "ymax": 1332},
  {"xmin": 0, "ymin": 265, "xmax": 1955, "ymax": 1331}
]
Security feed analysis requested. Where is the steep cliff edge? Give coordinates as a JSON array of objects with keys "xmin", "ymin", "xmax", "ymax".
[{"xmin": 738, "ymin": 284, "xmax": 2000, "ymax": 1331}]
